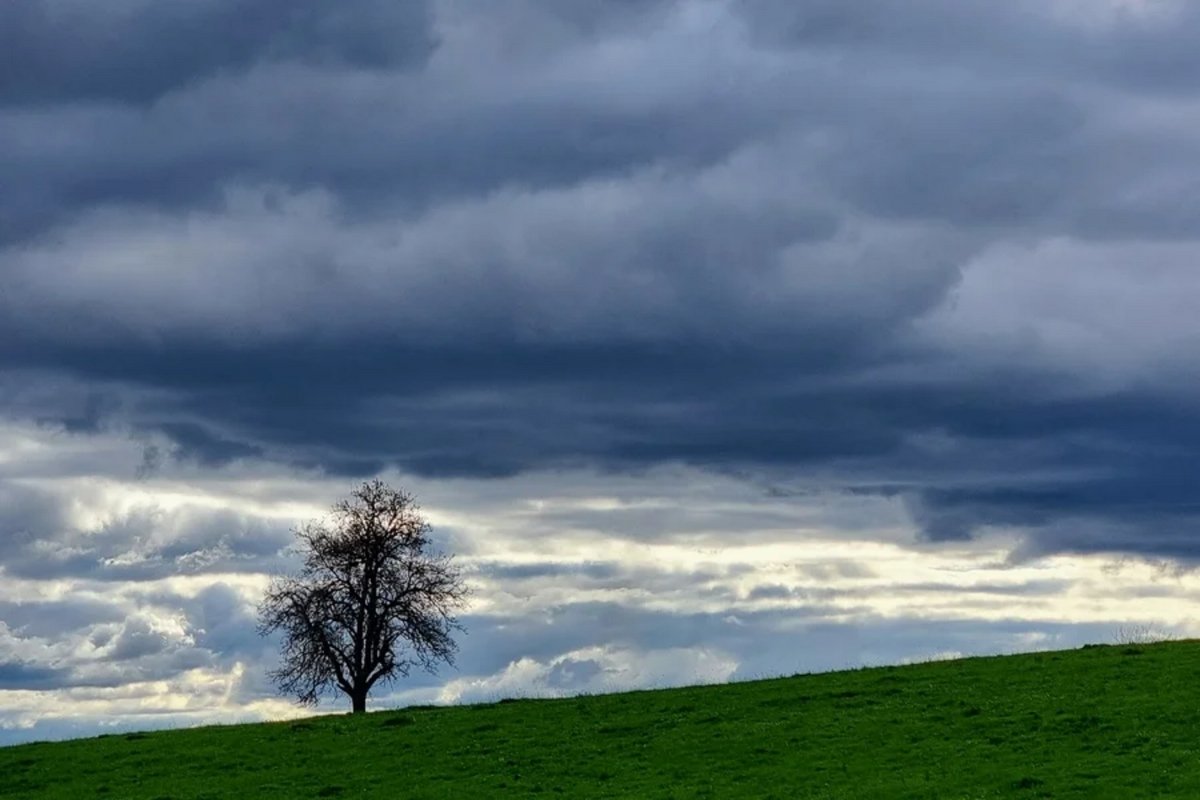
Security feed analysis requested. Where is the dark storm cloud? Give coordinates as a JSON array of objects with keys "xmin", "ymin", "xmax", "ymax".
[
  {"xmin": 157, "ymin": 423, "xmax": 264, "ymax": 468},
  {"xmin": 4, "ymin": 0, "xmax": 1200, "ymax": 560},
  {"xmin": 743, "ymin": 0, "xmax": 1200, "ymax": 92},
  {"xmin": 478, "ymin": 561, "xmax": 627, "ymax": 583},
  {"xmin": 0, "ymin": 0, "xmax": 436, "ymax": 105},
  {"xmin": 0, "ymin": 13, "xmax": 784, "ymax": 244}
]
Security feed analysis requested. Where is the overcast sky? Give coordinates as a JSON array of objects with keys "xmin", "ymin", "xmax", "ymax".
[{"xmin": 4, "ymin": 0, "xmax": 1200, "ymax": 745}]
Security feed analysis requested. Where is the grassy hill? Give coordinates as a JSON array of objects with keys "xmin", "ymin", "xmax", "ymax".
[{"xmin": 4, "ymin": 641, "xmax": 1200, "ymax": 799}]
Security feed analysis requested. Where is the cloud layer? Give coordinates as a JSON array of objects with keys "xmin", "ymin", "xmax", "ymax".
[
  {"xmin": 5, "ymin": 1, "xmax": 1200, "ymax": 554},
  {"xmin": 0, "ymin": 428, "xmax": 1192, "ymax": 744}
]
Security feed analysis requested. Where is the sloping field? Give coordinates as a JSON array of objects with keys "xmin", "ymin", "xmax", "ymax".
[{"xmin": 3, "ymin": 641, "xmax": 1199, "ymax": 798}]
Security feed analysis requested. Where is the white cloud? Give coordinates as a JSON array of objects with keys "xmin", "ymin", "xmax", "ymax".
[
  {"xmin": 920, "ymin": 238, "xmax": 1200, "ymax": 392},
  {"xmin": 435, "ymin": 645, "xmax": 740, "ymax": 705}
]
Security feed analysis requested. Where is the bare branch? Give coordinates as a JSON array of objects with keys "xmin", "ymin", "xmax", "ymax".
[{"xmin": 258, "ymin": 480, "xmax": 468, "ymax": 713}]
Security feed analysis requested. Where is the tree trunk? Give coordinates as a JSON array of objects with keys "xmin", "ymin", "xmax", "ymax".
[{"xmin": 350, "ymin": 688, "xmax": 367, "ymax": 714}]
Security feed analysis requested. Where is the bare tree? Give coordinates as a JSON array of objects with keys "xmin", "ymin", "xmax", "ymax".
[{"xmin": 258, "ymin": 480, "xmax": 467, "ymax": 713}]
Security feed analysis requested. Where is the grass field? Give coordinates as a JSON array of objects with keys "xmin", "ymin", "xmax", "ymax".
[{"xmin": 3, "ymin": 640, "xmax": 1200, "ymax": 798}]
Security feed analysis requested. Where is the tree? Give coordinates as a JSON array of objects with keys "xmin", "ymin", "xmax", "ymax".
[{"xmin": 258, "ymin": 480, "xmax": 468, "ymax": 713}]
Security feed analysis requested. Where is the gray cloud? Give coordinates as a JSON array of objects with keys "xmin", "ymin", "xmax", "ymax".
[
  {"xmin": 0, "ymin": 0, "xmax": 435, "ymax": 105},
  {"xmin": 0, "ymin": 599, "xmax": 124, "ymax": 639},
  {"xmin": 106, "ymin": 619, "xmax": 170, "ymax": 662}
]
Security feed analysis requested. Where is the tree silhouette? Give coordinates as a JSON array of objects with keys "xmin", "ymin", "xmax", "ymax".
[{"xmin": 258, "ymin": 480, "xmax": 467, "ymax": 713}]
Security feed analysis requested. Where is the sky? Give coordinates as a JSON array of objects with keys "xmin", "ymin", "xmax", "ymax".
[{"xmin": 3, "ymin": 0, "xmax": 1200, "ymax": 745}]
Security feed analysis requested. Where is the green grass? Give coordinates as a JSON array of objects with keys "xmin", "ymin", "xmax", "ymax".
[{"xmin": 4, "ymin": 641, "xmax": 1200, "ymax": 798}]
